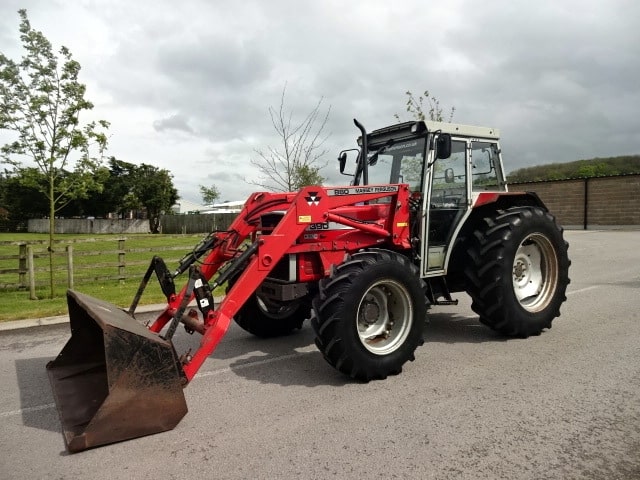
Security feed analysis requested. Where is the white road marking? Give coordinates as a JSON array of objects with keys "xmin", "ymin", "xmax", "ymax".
[
  {"xmin": 195, "ymin": 352, "xmax": 302, "ymax": 379},
  {"xmin": 0, "ymin": 403, "xmax": 55, "ymax": 418},
  {"xmin": 195, "ymin": 345, "xmax": 317, "ymax": 379},
  {"xmin": 566, "ymin": 286, "xmax": 600, "ymax": 296}
]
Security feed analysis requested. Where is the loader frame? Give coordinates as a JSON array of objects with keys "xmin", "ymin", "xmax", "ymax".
[{"xmin": 143, "ymin": 184, "xmax": 414, "ymax": 382}]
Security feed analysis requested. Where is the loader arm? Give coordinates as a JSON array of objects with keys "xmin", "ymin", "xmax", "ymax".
[{"xmin": 161, "ymin": 184, "xmax": 411, "ymax": 381}]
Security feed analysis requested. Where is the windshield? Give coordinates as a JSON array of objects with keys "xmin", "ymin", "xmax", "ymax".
[{"xmin": 355, "ymin": 137, "xmax": 427, "ymax": 191}]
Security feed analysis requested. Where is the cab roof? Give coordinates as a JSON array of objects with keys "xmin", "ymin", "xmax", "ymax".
[
  {"xmin": 364, "ymin": 120, "xmax": 500, "ymax": 147},
  {"xmin": 424, "ymin": 121, "xmax": 500, "ymax": 140}
]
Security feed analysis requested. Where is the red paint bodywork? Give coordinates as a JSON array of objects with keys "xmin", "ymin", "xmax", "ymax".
[{"xmin": 149, "ymin": 184, "xmax": 412, "ymax": 381}]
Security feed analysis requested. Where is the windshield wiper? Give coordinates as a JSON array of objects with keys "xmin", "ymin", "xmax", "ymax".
[{"xmin": 368, "ymin": 140, "xmax": 394, "ymax": 166}]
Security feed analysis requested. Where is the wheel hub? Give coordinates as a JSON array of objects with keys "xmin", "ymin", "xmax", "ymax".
[
  {"xmin": 513, "ymin": 257, "xmax": 530, "ymax": 282},
  {"xmin": 361, "ymin": 300, "xmax": 381, "ymax": 325}
]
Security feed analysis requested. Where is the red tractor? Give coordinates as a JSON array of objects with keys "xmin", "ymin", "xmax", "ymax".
[{"xmin": 47, "ymin": 119, "xmax": 570, "ymax": 452}]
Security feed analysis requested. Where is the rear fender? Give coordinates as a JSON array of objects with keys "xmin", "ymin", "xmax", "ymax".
[
  {"xmin": 446, "ymin": 191, "xmax": 548, "ymax": 291},
  {"xmin": 472, "ymin": 191, "xmax": 547, "ymax": 210}
]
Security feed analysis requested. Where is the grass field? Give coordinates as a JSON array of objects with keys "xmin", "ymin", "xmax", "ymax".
[{"xmin": 0, "ymin": 233, "xmax": 211, "ymax": 322}]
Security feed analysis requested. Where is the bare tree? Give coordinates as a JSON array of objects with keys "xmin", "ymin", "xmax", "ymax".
[{"xmin": 249, "ymin": 85, "xmax": 330, "ymax": 192}]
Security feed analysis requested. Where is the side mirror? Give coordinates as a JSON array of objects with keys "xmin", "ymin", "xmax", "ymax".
[
  {"xmin": 444, "ymin": 168, "xmax": 455, "ymax": 183},
  {"xmin": 436, "ymin": 134, "xmax": 451, "ymax": 159},
  {"xmin": 338, "ymin": 152, "xmax": 347, "ymax": 174}
]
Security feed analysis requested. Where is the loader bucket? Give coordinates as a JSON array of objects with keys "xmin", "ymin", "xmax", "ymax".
[{"xmin": 46, "ymin": 290, "xmax": 188, "ymax": 453}]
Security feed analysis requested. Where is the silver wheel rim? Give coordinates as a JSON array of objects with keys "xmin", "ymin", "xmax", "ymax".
[
  {"xmin": 356, "ymin": 279, "xmax": 413, "ymax": 355},
  {"xmin": 512, "ymin": 233, "xmax": 559, "ymax": 312}
]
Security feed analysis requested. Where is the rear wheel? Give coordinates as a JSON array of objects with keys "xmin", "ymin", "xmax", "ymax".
[
  {"xmin": 464, "ymin": 206, "xmax": 570, "ymax": 337},
  {"xmin": 312, "ymin": 249, "xmax": 427, "ymax": 381}
]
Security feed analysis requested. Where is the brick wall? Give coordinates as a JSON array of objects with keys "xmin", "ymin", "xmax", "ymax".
[{"xmin": 509, "ymin": 174, "xmax": 640, "ymax": 229}]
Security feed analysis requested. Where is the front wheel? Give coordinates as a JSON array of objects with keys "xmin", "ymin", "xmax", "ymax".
[
  {"xmin": 311, "ymin": 249, "xmax": 427, "ymax": 381},
  {"xmin": 464, "ymin": 206, "xmax": 570, "ymax": 337},
  {"xmin": 228, "ymin": 279, "xmax": 310, "ymax": 338}
]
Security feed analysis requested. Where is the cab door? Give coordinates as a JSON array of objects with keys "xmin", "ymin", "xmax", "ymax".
[{"xmin": 421, "ymin": 137, "xmax": 470, "ymax": 276}]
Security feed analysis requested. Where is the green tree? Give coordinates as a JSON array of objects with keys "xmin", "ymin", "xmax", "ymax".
[
  {"xmin": 292, "ymin": 163, "xmax": 324, "ymax": 189},
  {"xmin": 199, "ymin": 184, "xmax": 221, "ymax": 204},
  {"xmin": 128, "ymin": 164, "xmax": 179, "ymax": 233},
  {"xmin": 249, "ymin": 84, "xmax": 330, "ymax": 192},
  {"xmin": 395, "ymin": 90, "xmax": 455, "ymax": 123},
  {"xmin": 73, "ymin": 157, "xmax": 137, "ymax": 218},
  {"xmin": 0, "ymin": 10, "xmax": 109, "ymax": 297},
  {"xmin": 102, "ymin": 158, "xmax": 137, "ymax": 217},
  {"xmin": 0, "ymin": 167, "xmax": 49, "ymax": 220},
  {"xmin": 575, "ymin": 162, "xmax": 610, "ymax": 178}
]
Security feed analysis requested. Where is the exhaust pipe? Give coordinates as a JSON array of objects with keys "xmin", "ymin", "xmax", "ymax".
[{"xmin": 46, "ymin": 290, "xmax": 188, "ymax": 453}]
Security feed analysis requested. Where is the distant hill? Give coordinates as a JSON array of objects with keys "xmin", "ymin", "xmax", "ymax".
[{"xmin": 507, "ymin": 155, "xmax": 640, "ymax": 183}]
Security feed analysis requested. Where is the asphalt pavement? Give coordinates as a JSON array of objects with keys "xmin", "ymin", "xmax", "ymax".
[
  {"xmin": 0, "ymin": 302, "xmax": 169, "ymax": 331},
  {"xmin": 0, "ymin": 230, "xmax": 639, "ymax": 479}
]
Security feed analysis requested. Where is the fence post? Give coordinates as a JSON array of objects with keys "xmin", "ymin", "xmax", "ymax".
[
  {"xmin": 118, "ymin": 239, "xmax": 125, "ymax": 284},
  {"xmin": 66, "ymin": 245, "xmax": 74, "ymax": 290},
  {"xmin": 27, "ymin": 245, "xmax": 37, "ymax": 300},
  {"xmin": 583, "ymin": 177, "xmax": 589, "ymax": 230},
  {"xmin": 18, "ymin": 243, "xmax": 27, "ymax": 290}
]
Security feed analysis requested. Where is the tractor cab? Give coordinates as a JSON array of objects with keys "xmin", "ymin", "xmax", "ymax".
[{"xmin": 339, "ymin": 120, "xmax": 508, "ymax": 276}]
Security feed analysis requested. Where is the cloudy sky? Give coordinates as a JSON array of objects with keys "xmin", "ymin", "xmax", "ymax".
[{"xmin": 1, "ymin": 0, "xmax": 638, "ymax": 204}]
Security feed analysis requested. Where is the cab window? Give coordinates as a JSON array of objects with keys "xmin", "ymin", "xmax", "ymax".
[
  {"xmin": 431, "ymin": 140, "xmax": 467, "ymax": 207},
  {"xmin": 471, "ymin": 141, "xmax": 504, "ymax": 191}
]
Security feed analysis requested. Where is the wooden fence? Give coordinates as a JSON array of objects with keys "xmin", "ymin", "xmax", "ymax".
[{"xmin": 0, "ymin": 238, "xmax": 196, "ymax": 300}]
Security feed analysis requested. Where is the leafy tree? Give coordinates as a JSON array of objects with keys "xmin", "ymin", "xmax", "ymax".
[
  {"xmin": 71, "ymin": 157, "xmax": 137, "ymax": 217},
  {"xmin": 292, "ymin": 163, "xmax": 324, "ymax": 189},
  {"xmin": 0, "ymin": 168, "xmax": 48, "ymax": 220},
  {"xmin": 575, "ymin": 162, "xmax": 611, "ymax": 178},
  {"xmin": 127, "ymin": 164, "xmax": 179, "ymax": 233},
  {"xmin": 102, "ymin": 158, "xmax": 137, "ymax": 217},
  {"xmin": 199, "ymin": 184, "xmax": 221, "ymax": 204},
  {"xmin": 0, "ymin": 10, "xmax": 109, "ymax": 297},
  {"xmin": 68, "ymin": 159, "xmax": 180, "ymax": 224},
  {"xmin": 249, "ymin": 84, "xmax": 330, "ymax": 192},
  {"xmin": 395, "ymin": 90, "xmax": 455, "ymax": 123}
]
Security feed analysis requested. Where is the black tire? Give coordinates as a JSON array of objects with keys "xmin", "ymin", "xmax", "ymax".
[
  {"xmin": 231, "ymin": 288, "xmax": 310, "ymax": 338},
  {"xmin": 464, "ymin": 206, "xmax": 570, "ymax": 337},
  {"xmin": 311, "ymin": 249, "xmax": 427, "ymax": 381}
]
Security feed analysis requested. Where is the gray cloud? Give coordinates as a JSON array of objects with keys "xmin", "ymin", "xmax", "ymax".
[
  {"xmin": 1, "ymin": 0, "xmax": 639, "ymax": 203},
  {"xmin": 153, "ymin": 114, "xmax": 194, "ymax": 133}
]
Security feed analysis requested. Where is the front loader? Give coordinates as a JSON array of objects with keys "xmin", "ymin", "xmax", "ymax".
[{"xmin": 47, "ymin": 119, "xmax": 570, "ymax": 452}]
